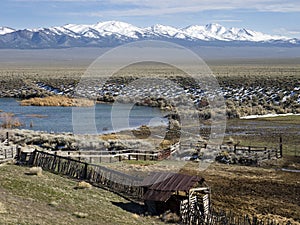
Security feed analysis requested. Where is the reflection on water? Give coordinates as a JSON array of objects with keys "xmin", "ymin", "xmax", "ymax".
[{"xmin": 0, "ymin": 98, "xmax": 167, "ymax": 133}]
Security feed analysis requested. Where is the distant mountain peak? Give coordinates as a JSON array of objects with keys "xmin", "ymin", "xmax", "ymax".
[
  {"xmin": 0, "ymin": 21, "xmax": 298, "ymax": 49},
  {"xmin": 0, "ymin": 26, "xmax": 15, "ymax": 35}
]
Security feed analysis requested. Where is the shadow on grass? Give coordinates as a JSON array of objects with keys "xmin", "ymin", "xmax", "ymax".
[{"xmin": 111, "ymin": 201, "xmax": 146, "ymax": 215}]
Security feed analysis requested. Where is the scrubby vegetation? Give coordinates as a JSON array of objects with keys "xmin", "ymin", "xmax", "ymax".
[{"xmin": 1, "ymin": 61, "xmax": 300, "ymax": 118}]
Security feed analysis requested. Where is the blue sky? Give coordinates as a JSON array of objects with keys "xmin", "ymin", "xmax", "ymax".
[{"xmin": 1, "ymin": 0, "xmax": 300, "ymax": 38}]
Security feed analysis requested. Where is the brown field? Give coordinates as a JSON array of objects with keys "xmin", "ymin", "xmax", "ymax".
[{"xmin": 185, "ymin": 159, "xmax": 300, "ymax": 224}]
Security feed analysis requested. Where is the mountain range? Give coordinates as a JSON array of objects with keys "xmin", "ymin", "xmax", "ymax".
[{"xmin": 0, "ymin": 21, "xmax": 299, "ymax": 49}]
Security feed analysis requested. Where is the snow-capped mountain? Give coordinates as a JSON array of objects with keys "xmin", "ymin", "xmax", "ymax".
[
  {"xmin": 0, "ymin": 21, "xmax": 298, "ymax": 49},
  {"xmin": 0, "ymin": 26, "xmax": 15, "ymax": 35}
]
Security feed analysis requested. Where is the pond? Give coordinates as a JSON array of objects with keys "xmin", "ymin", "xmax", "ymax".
[{"xmin": 0, "ymin": 98, "xmax": 167, "ymax": 134}]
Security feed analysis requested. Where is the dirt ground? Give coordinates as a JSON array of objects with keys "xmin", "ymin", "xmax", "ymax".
[
  {"xmin": 181, "ymin": 157, "xmax": 300, "ymax": 224},
  {"xmin": 101, "ymin": 154, "xmax": 300, "ymax": 224}
]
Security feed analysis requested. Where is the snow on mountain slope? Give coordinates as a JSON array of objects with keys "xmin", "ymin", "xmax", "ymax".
[
  {"xmin": 58, "ymin": 21, "xmax": 295, "ymax": 42},
  {"xmin": 182, "ymin": 23, "xmax": 290, "ymax": 42},
  {"xmin": 0, "ymin": 27, "xmax": 15, "ymax": 35},
  {"xmin": 145, "ymin": 24, "xmax": 182, "ymax": 38},
  {"xmin": 0, "ymin": 21, "xmax": 298, "ymax": 48},
  {"xmin": 64, "ymin": 21, "xmax": 144, "ymax": 39}
]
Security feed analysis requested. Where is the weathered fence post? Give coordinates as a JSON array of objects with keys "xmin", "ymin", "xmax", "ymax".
[
  {"xmin": 51, "ymin": 151, "xmax": 57, "ymax": 171},
  {"xmin": 83, "ymin": 162, "xmax": 88, "ymax": 180},
  {"xmin": 28, "ymin": 150, "xmax": 37, "ymax": 166},
  {"xmin": 16, "ymin": 145, "xmax": 21, "ymax": 160},
  {"xmin": 279, "ymin": 136, "xmax": 283, "ymax": 158},
  {"xmin": 11, "ymin": 147, "xmax": 14, "ymax": 158},
  {"xmin": 6, "ymin": 132, "xmax": 9, "ymax": 146}
]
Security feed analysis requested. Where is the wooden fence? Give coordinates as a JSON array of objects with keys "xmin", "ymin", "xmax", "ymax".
[
  {"xmin": 22, "ymin": 150, "xmax": 294, "ymax": 225},
  {"xmin": 29, "ymin": 150, "xmax": 144, "ymax": 200},
  {"xmin": 232, "ymin": 145, "xmax": 280, "ymax": 157},
  {"xmin": 186, "ymin": 209, "xmax": 293, "ymax": 225},
  {"xmin": 50, "ymin": 147, "xmax": 173, "ymax": 163},
  {"xmin": 208, "ymin": 210, "xmax": 293, "ymax": 225},
  {"xmin": 0, "ymin": 144, "xmax": 18, "ymax": 163},
  {"xmin": 179, "ymin": 143, "xmax": 281, "ymax": 158}
]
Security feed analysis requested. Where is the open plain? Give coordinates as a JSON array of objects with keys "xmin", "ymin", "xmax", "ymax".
[{"xmin": 0, "ymin": 54, "xmax": 299, "ymax": 224}]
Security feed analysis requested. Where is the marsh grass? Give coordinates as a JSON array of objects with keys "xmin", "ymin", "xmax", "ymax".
[
  {"xmin": 20, "ymin": 96, "xmax": 95, "ymax": 107},
  {"xmin": 0, "ymin": 112, "xmax": 23, "ymax": 129}
]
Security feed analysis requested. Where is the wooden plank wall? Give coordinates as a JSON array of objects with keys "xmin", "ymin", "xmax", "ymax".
[{"xmin": 31, "ymin": 150, "xmax": 144, "ymax": 200}]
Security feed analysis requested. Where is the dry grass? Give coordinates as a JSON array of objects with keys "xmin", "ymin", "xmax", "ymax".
[
  {"xmin": 20, "ymin": 96, "xmax": 95, "ymax": 107},
  {"xmin": 0, "ymin": 112, "xmax": 23, "ymax": 129},
  {"xmin": 75, "ymin": 181, "xmax": 92, "ymax": 189},
  {"xmin": 0, "ymin": 165, "xmax": 166, "ymax": 225}
]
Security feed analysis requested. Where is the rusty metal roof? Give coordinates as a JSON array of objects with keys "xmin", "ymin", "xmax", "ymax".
[
  {"xmin": 143, "ymin": 190, "xmax": 173, "ymax": 202},
  {"xmin": 142, "ymin": 172, "xmax": 204, "ymax": 202}
]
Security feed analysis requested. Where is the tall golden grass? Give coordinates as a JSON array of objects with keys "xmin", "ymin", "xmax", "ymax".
[{"xmin": 20, "ymin": 96, "xmax": 94, "ymax": 107}]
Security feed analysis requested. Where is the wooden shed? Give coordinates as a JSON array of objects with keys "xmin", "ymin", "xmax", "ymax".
[{"xmin": 141, "ymin": 172, "xmax": 210, "ymax": 223}]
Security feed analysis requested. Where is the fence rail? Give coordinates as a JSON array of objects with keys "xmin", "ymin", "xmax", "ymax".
[{"xmin": 51, "ymin": 147, "xmax": 173, "ymax": 163}]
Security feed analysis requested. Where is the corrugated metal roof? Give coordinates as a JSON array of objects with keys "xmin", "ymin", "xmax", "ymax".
[
  {"xmin": 143, "ymin": 190, "xmax": 173, "ymax": 202},
  {"xmin": 142, "ymin": 172, "xmax": 204, "ymax": 202}
]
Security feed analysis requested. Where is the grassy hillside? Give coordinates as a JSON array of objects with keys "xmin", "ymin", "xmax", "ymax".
[{"xmin": 0, "ymin": 164, "xmax": 165, "ymax": 225}]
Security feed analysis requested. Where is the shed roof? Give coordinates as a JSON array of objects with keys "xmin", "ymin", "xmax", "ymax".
[{"xmin": 142, "ymin": 172, "xmax": 204, "ymax": 202}]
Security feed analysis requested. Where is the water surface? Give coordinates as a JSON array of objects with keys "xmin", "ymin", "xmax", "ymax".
[{"xmin": 0, "ymin": 98, "xmax": 167, "ymax": 133}]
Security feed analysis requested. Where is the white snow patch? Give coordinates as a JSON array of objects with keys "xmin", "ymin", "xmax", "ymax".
[
  {"xmin": 0, "ymin": 27, "xmax": 15, "ymax": 35},
  {"xmin": 240, "ymin": 113, "xmax": 300, "ymax": 119}
]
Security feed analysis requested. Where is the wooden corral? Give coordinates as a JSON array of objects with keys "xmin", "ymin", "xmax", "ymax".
[{"xmin": 17, "ymin": 150, "xmax": 293, "ymax": 225}]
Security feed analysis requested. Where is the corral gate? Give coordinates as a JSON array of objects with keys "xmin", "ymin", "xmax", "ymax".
[{"xmin": 180, "ymin": 187, "xmax": 211, "ymax": 225}]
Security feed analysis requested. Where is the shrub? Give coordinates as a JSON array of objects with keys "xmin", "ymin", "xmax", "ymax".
[
  {"xmin": 27, "ymin": 167, "xmax": 43, "ymax": 176},
  {"xmin": 76, "ymin": 181, "xmax": 92, "ymax": 189}
]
